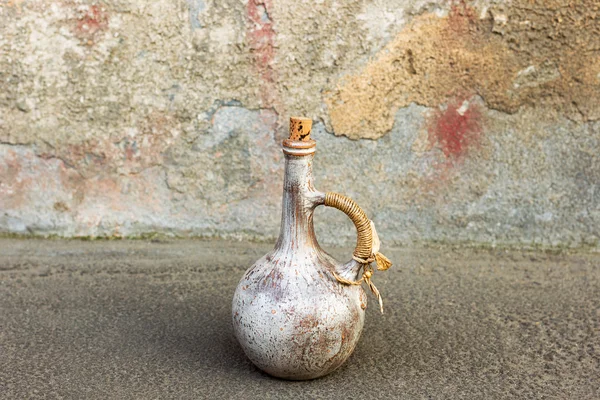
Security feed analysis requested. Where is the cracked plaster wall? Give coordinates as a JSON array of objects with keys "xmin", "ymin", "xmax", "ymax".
[{"xmin": 0, "ymin": 0, "xmax": 598, "ymax": 248}]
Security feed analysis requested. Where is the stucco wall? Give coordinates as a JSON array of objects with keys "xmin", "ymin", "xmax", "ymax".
[{"xmin": 0, "ymin": 0, "xmax": 598, "ymax": 248}]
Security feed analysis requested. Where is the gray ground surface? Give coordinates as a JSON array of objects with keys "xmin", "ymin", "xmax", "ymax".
[{"xmin": 0, "ymin": 239, "xmax": 599, "ymax": 399}]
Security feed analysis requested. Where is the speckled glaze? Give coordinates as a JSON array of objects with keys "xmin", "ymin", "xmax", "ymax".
[{"xmin": 232, "ymin": 140, "xmax": 367, "ymax": 380}]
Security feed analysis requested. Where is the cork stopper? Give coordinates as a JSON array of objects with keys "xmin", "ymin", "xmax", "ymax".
[{"xmin": 289, "ymin": 117, "xmax": 312, "ymax": 141}]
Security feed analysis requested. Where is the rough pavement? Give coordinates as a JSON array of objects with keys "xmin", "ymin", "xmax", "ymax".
[{"xmin": 0, "ymin": 239, "xmax": 599, "ymax": 399}]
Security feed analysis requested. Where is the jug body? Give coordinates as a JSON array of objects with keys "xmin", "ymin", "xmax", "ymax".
[{"xmin": 232, "ymin": 247, "xmax": 366, "ymax": 380}]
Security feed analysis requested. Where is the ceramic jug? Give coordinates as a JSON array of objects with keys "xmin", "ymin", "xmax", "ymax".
[{"xmin": 232, "ymin": 117, "xmax": 392, "ymax": 380}]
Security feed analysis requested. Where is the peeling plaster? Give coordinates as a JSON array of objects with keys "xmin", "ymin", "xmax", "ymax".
[
  {"xmin": 325, "ymin": 0, "xmax": 600, "ymax": 140},
  {"xmin": 0, "ymin": 0, "xmax": 598, "ymax": 248}
]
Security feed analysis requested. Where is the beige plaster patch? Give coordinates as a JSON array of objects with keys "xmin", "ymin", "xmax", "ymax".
[{"xmin": 325, "ymin": 0, "xmax": 600, "ymax": 140}]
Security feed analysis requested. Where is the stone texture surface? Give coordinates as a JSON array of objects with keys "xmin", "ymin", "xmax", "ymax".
[
  {"xmin": 0, "ymin": 0, "xmax": 599, "ymax": 248},
  {"xmin": 1, "ymin": 239, "xmax": 599, "ymax": 398}
]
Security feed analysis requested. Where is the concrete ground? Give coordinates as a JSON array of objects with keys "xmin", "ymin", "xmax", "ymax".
[{"xmin": 0, "ymin": 239, "xmax": 599, "ymax": 399}]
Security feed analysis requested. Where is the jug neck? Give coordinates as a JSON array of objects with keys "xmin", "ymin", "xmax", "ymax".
[{"xmin": 275, "ymin": 152, "xmax": 324, "ymax": 251}]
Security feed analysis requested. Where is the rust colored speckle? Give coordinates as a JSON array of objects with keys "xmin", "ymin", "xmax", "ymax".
[
  {"xmin": 428, "ymin": 97, "xmax": 483, "ymax": 159},
  {"xmin": 74, "ymin": 4, "xmax": 109, "ymax": 43},
  {"xmin": 259, "ymin": 267, "xmax": 286, "ymax": 300},
  {"xmin": 296, "ymin": 314, "xmax": 319, "ymax": 334}
]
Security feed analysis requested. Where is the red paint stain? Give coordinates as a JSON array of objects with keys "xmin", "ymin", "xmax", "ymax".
[
  {"xmin": 74, "ymin": 4, "xmax": 109, "ymax": 44},
  {"xmin": 447, "ymin": 0, "xmax": 478, "ymax": 36},
  {"xmin": 0, "ymin": 150, "xmax": 26, "ymax": 208},
  {"xmin": 246, "ymin": 0, "xmax": 277, "ymax": 107},
  {"xmin": 38, "ymin": 111, "xmax": 176, "ymax": 177},
  {"xmin": 428, "ymin": 96, "xmax": 483, "ymax": 159}
]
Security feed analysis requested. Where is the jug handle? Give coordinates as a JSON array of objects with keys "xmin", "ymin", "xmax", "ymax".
[
  {"xmin": 323, "ymin": 192, "xmax": 392, "ymax": 313},
  {"xmin": 323, "ymin": 192, "xmax": 373, "ymax": 262}
]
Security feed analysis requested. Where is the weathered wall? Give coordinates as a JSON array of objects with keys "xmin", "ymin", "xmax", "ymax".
[{"xmin": 0, "ymin": 0, "xmax": 598, "ymax": 248}]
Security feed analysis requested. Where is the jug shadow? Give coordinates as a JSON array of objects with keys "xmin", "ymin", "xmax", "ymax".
[
  {"xmin": 143, "ymin": 291, "xmax": 263, "ymax": 378},
  {"xmin": 125, "ymin": 284, "xmax": 367, "ymax": 384},
  {"xmin": 119, "ymin": 268, "xmax": 496, "ymax": 388},
  {"xmin": 121, "ymin": 273, "xmax": 316, "ymax": 386},
  {"xmin": 117, "ymin": 281, "xmax": 504, "ymax": 394}
]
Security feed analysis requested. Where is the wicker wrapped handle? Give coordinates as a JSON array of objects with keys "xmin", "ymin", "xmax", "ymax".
[
  {"xmin": 324, "ymin": 192, "xmax": 373, "ymax": 261},
  {"xmin": 324, "ymin": 192, "xmax": 392, "ymax": 314}
]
